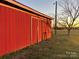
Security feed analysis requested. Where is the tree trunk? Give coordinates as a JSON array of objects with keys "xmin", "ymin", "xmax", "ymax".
[{"xmin": 68, "ymin": 29, "xmax": 71, "ymax": 36}]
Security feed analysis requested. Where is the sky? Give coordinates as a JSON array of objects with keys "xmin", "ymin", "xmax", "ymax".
[{"xmin": 16, "ymin": 0, "xmax": 58, "ymax": 17}]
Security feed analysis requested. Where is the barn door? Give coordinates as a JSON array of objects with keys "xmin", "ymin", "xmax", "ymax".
[{"xmin": 31, "ymin": 17, "xmax": 38, "ymax": 45}]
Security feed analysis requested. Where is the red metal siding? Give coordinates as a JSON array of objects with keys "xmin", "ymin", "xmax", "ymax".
[
  {"xmin": 41, "ymin": 20, "xmax": 51, "ymax": 40},
  {"xmin": 0, "ymin": 5, "xmax": 31, "ymax": 56},
  {"xmin": 31, "ymin": 17, "xmax": 38, "ymax": 45},
  {"xmin": 38, "ymin": 20, "xmax": 42, "ymax": 42},
  {"xmin": 42, "ymin": 20, "xmax": 46, "ymax": 40},
  {"xmin": 0, "ymin": 4, "xmax": 52, "ymax": 56}
]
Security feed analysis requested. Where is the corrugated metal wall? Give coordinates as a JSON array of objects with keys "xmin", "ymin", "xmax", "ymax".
[{"xmin": 0, "ymin": 4, "xmax": 52, "ymax": 56}]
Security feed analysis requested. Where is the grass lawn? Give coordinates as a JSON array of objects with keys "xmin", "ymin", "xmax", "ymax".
[{"xmin": 0, "ymin": 29, "xmax": 79, "ymax": 59}]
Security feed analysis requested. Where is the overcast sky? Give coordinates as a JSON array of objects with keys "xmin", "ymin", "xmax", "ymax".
[{"xmin": 16, "ymin": 0, "xmax": 59, "ymax": 17}]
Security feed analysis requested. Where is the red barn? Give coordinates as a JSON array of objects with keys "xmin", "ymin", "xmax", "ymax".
[{"xmin": 0, "ymin": 0, "xmax": 53, "ymax": 56}]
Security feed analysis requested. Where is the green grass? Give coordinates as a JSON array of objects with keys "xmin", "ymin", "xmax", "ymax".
[{"xmin": 0, "ymin": 29, "xmax": 79, "ymax": 59}]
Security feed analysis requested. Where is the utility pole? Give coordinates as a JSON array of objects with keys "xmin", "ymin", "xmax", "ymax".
[{"xmin": 55, "ymin": 1, "xmax": 57, "ymax": 35}]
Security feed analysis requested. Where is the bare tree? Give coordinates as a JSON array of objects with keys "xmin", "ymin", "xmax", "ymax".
[{"xmin": 57, "ymin": 0, "xmax": 79, "ymax": 35}]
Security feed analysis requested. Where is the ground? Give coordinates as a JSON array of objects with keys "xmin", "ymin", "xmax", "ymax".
[{"xmin": 0, "ymin": 29, "xmax": 79, "ymax": 59}]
